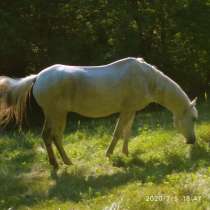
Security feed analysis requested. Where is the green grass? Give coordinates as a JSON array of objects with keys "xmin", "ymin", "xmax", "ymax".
[{"xmin": 1, "ymin": 103, "xmax": 210, "ymax": 210}]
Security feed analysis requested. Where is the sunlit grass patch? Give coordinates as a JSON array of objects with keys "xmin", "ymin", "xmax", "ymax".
[{"xmin": 0, "ymin": 103, "xmax": 210, "ymax": 209}]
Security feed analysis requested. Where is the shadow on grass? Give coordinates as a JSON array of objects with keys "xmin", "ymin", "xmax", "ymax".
[
  {"xmin": 1, "ymin": 139, "xmax": 209, "ymax": 209},
  {"xmin": 47, "ymin": 142, "xmax": 210, "ymax": 203},
  {"xmin": 48, "ymin": 169, "xmax": 135, "ymax": 202},
  {"xmin": 0, "ymin": 132, "xmax": 40, "ymax": 210},
  {"xmin": 112, "ymin": 142, "xmax": 210, "ymax": 183}
]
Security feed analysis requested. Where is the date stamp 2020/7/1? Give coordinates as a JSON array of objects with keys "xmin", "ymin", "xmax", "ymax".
[{"xmin": 145, "ymin": 195, "xmax": 202, "ymax": 203}]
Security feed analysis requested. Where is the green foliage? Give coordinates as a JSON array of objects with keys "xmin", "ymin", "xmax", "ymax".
[
  {"xmin": 0, "ymin": 102, "xmax": 210, "ymax": 209},
  {"xmin": 0, "ymin": 1, "xmax": 210, "ymax": 96}
]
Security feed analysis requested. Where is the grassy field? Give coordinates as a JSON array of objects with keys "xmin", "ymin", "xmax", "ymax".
[{"xmin": 0, "ymin": 102, "xmax": 210, "ymax": 210}]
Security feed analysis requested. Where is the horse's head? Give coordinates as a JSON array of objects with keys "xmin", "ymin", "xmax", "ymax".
[{"xmin": 173, "ymin": 97, "xmax": 198, "ymax": 144}]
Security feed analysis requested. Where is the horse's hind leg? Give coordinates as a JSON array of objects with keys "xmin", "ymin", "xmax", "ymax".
[
  {"xmin": 106, "ymin": 112, "xmax": 135, "ymax": 157},
  {"xmin": 53, "ymin": 121, "xmax": 72, "ymax": 166},
  {"xmin": 49, "ymin": 112, "xmax": 72, "ymax": 166},
  {"xmin": 43, "ymin": 111, "xmax": 72, "ymax": 168},
  {"xmin": 54, "ymin": 137, "xmax": 72, "ymax": 165},
  {"xmin": 42, "ymin": 121, "xmax": 59, "ymax": 169}
]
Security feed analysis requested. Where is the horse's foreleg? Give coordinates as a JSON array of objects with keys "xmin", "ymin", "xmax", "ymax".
[
  {"xmin": 122, "ymin": 113, "xmax": 135, "ymax": 156},
  {"xmin": 106, "ymin": 112, "xmax": 135, "ymax": 157}
]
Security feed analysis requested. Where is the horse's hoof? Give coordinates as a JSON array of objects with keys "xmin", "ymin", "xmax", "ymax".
[
  {"xmin": 106, "ymin": 151, "xmax": 112, "ymax": 157},
  {"xmin": 50, "ymin": 161, "xmax": 59, "ymax": 170},
  {"xmin": 122, "ymin": 149, "xmax": 129, "ymax": 156},
  {"xmin": 122, "ymin": 151, "xmax": 129, "ymax": 156},
  {"xmin": 51, "ymin": 168, "xmax": 58, "ymax": 179},
  {"xmin": 53, "ymin": 164, "xmax": 59, "ymax": 171},
  {"xmin": 64, "ymin": 159, "xmax": 73, "ymax": 165}
]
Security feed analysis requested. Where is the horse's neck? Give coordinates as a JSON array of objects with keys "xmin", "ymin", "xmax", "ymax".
[{"xmin": 151, "ymin": 70, "xmax": 190, "ymax": 117}]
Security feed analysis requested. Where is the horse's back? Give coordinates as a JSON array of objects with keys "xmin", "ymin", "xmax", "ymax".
[
  {"xmin": 33, "ymin": 57, "xmax": 138, "ymax": 95},
  {"xmin": 32, "ymin": 58, "xmax": 151, "ymax": 117}
]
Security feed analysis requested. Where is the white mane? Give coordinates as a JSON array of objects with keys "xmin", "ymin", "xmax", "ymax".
[{"xmin": 136, "ymin": 57, "xmax": 196, "ymax": 118}]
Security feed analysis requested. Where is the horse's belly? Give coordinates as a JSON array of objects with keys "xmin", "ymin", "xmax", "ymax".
[
  {"xmin": 71, "ymin": 92, "xmax": 123, "ymax": 117},
  {"xmin": 73, "ymin": 108, "xmax": 119, "ymax": 118},
  {"xmin": 70, "ymin": 87, "xmax": 148, "ymax": 117}
]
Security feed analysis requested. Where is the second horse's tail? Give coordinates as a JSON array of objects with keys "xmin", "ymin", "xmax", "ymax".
[{"xmin": 0, "ymin": 74, "xmax": 37, "ymax": 127}]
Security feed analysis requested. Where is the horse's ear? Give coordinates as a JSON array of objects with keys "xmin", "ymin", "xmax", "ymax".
[{"xmin": 191, "ymin": 97, "xmax": 197, "ymax": 107}]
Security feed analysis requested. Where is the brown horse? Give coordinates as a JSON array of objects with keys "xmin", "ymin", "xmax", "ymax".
[{"xmin": 0, "ymin": 57, "xmax": 198, "ymax": 169}]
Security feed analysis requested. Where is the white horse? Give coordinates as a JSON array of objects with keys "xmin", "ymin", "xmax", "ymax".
[{"xmin": 0, "ymin": 57, "xmax": 198, "ymax": 169}]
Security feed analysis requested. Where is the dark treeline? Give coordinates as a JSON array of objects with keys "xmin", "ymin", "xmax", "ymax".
[{"xmin": 1, "ymin": 0, "xmax": 210, "ymax": 98}]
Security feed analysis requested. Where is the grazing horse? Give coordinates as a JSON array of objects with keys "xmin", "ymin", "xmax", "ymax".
[{"xmin": 0, "ymin": 57, "xmax": 198, "ymax": 169}]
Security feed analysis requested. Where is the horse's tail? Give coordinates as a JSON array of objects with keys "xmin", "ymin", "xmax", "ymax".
[{"xmin": 0, "ymin": 74, "xmax": 37, "ymax": 127}]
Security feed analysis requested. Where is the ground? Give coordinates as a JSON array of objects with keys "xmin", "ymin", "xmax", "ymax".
[{"xmin": 0, "ymin": 102, "xmax": 210, "ymax": 210}]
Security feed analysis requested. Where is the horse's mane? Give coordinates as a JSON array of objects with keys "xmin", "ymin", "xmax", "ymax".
[{"xmin": 136, "ymin": 57, "xmax": 196, "ymax": 116}]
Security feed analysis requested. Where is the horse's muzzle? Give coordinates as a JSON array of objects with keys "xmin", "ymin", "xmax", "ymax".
[{"xmin": 186, "ymin": 136, "xmax": 196, "ymax": 144}]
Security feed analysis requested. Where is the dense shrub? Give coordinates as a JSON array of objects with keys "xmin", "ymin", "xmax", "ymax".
[{"xmin": 0, "ymin": 0, "xmax": 210, "ymax": 97}]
